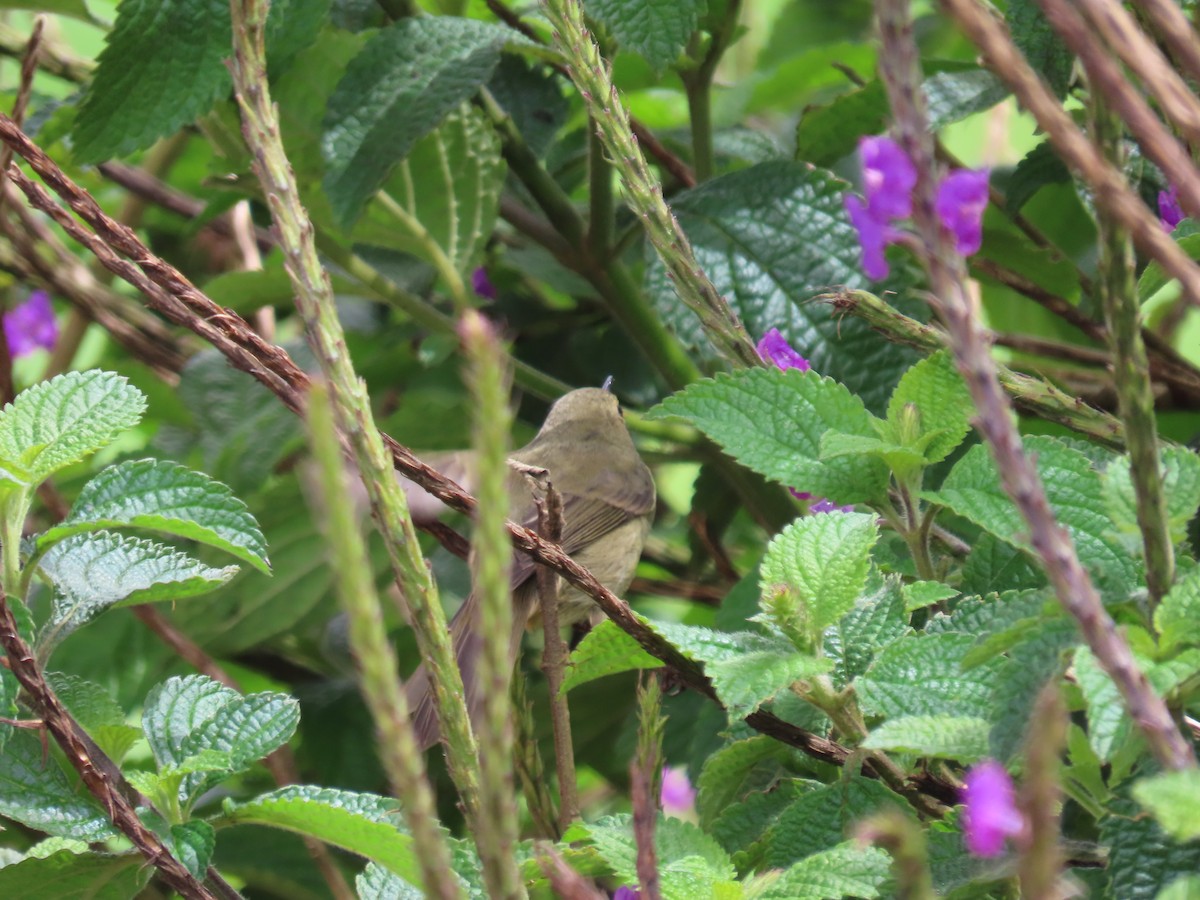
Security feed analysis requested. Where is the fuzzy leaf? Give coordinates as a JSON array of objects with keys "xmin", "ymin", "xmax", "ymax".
[
  {"xmin": 39, "ymin": 458, "xmax": 269, "ymax": 573},
  {"xmin": 862, "ymin": 715, "xmax": 990, "ymax": 761},
  {"xmin": 758, "ymin": 842, "xmax": 891, "ymax": 899},
  {"xmin": 705, "ymin": 636, "xmax": 831, "ymax": 720},
  {"xmin": 0, "ymin": 848, "xmax": 148, "ymax": 900},
  {"xmin": 322, "ymin": 17, "xmax": 524, "ymax": 225},
  {"xmin": 169, "ymin": 821, "xmax": 216, "ymax": 879},
  {"xmin": 37, "ymin": 533, "xmax": 238, "ymax": 651},
  {"xmin": 696, "ymin": 736, "xmax": 805, "ymax": 829},
  {"xmin": 1103, "ymin": 447, "xmax": 1200, "ymax": 546},
  {"xmin": 356, "ymin": 862, "xmax": 423, "ymax": 899},
  {"xmin": 1157, "ymin": 567, "xmax": 1200, "ymax": 653},
  {"xmin": 0, "ymin": 730, "xmax": 117, "ymax": 841},
  {"xmin": 1102, "ymin": 800, "xmax": 1200, "ymax": 900},
  {"xmin": 0, "ymin": 371, "xmax": 145, "ymax": 488},
  {"xmin": 563, "ymin": 619, "xmax": 663, "ymax": 693},
  {"xmin": 855, "ymin": 633, "xmax": 1002, "ymax": 721},
  {"xmin": 1133, "ymin": 771, "xmax": 1200, "ymax": 842},
  {"xmin": 824, "ymin": 574, "xmax": 908, "ymax": 685},
  {"xmin": 885, "ymin": 350, "xmax": 973, "ymax": 463},
  {"xmin": 587, "ymin": 0, "xmax": 706, "ymax": 73},
  {"xmin": 652, "ymin": 368, "xmax": 888, "ymax": 503},
  {"xmin": 224, "ymin": 786, "xmax": 419, "ymax": 885}
]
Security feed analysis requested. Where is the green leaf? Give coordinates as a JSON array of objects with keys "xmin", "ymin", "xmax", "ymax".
[
  {"xmin": 37, "ymin": 533, "xmax": 239, "ymax": 651},
  {"xmin": 1134, "ymin": 771, "xmax": 1200, "ymax": 842},
  {"xmin": 923, "ymin": 69, "xmax": 1008, "ymax": 125},
  {"xmin": 1008, "ymin": 0, "xmax": 1074, "ymax": 97},
  {"xmin": 958, "ymin": 532, "xmax": 1045, "ymax": 595},
  {"xmin": 0, "ymin": 730, "xmax": 116, "ymax": 841},
  {"xmin": 652, "ymin": 368, "xmax": 888, "ymax": 503},
  {"xmin": 202, "ymin": 262, "xmax": 297, "ymax": 316},
  {"xmin": 1139, "ymin": 234, "xmax": 1200, "ymax": 302},
  {"xmin": 223, "ymin": 786, "xmax": 420, "ymax": 885},
  {"xmin": 353, "ymin": 104, "xmax": 505, "ymax": 276},
  {"xmin": 760, "ymin": 512, "xmax": 879, "ymax": 641},
  {"xmin": 356, "ymin": 862, "xmax": 423, "ymax": 900},
  {"xmin": 169, "ymin": 821, "xmax": 216, "ymax": 879},
  {"xmin": 712, "ymin": 782, "xmax": 809, "ymax": 865},
  {"xmin": 862, "ymin": 715, "xmax": 990, "ymax": 761},
  {"xmin": 322, "ymin": 17, "xmax": 524, "ymax": 226},
  {"xmin": 987, "ymin": 618, "xmax": 1076, "ymax": 762},
  {"xmin": 758, "ymin": 842, "xmax": 891, "ymax": 899},
  {"xmin": 563, "ymin": 619, "xmax": 663, "ymax": 693},
  {"xmin": 885, "ymin": 351, "xmax": 973, "ymax": 464},
  {"xmin": 824, "ymin": 574, "xmax": 908, "ymax": 685},
  {"xmin": 46, "ymin": 673, "xmax": 140, "ymax": 763},
  {"xmin": 643, "ymin": 160, "xmax": 925, "ymax": 412},
  {"xmin": 901, "ymin": 581, "xmax": 959, "ymax": 612},
  {"xmin": 1102, "ymin": 800, "xmax": 1200, "ymax": 900},
  {"xmin": 1075, "ymin": 645, "xmax": 1144, "ymax": 762},
  {"xmin": 0, "ymin": 371, "xmax": 145, "ymax": 487},
  {"xmin": 1157, "ymin": 567, "xmax": 1200, "ymax": 652},
  {"xmin": 696, "ymin": 736, "xmax": 806, "ymax": 829},
  {"xmin": 39, "ymin": 458, "xmax": 270, "ymax": 573},
  {"xmin": 706, "ymin": 636, "xmax": 831, "ymax": 720},
  {"xmin": 923, "ymin": 436, "xmax": 1140, "ymax": 600},
  {"xmin": 1159, "ymin": 876, "xmax": 1200, "ymax": 900},
  {"xmin": 71, "ymin": 0, "xmax": 328, "ymax": 162},
  {"xmin": 0, "ymin": 848, "xmax": 148, "ymax": 900},
  {"xmin": 0, "ymin": 1, "xmax": 94, "ymax": 21},
  {"xmin": 572, "ymin": 814, "xmax": 738, "ymax": 900},
  {"xmin": 855, "ymin": 633, "xmax": 1002, "ymax": 720},
  {"xmin": 762, "ymin": 776, "xmax": 909, "ymax": 868},
  {"xmin": 1004, "ymin": 141, "xmax": 1071, "ymax": 212},
  {"xmin": 587, "ymin": 0, "xmax": 706, "ymax": 73},
  {"xmin": 142, "ymin": 675, "xmax": 239, "ymax": 769},
  {"xmin": 1104, "ymin": 446, "xmax": 1200, "ymax": 546}
]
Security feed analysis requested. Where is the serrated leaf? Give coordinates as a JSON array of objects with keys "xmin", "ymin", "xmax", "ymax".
[
  {"xmin": 824, "ymin": 574, "xmax": 908, "ymax": 685},
  {"xmin": 352, "ymin": 104, "xmax": 504, "ymax": 276},
  {"xmin": 1075, "ymin": 645, "xmax": 1144, "ymax": 762},
  {"xmin": 1104, "ymin": 447, "xmax": 1200, "ymax": 546},
  {"xmin": 1004, "ymin": 141, "xmax": 1071, "ymax": 212},
  {"xmin": 923, "ymin": 436, "xmax": 1140, "ymax": 600},
  {"xmin": 1134, "ymin": 771, "xmax": 1200, "ymax": 842},
  {"xmin": 574, "ymin": 814, "xmax": 737, "ymax": 900},
  {"xmin": 0, "ymin": 730, "xmax": 117, "ymax": 842},
  {"xmin": 1140, "ymin": 234, "xmax": 1200, "ymax": 302},
  {"xmin": 0, "ymin": 848, "xmax": 148, "ymax": 900},
  {"xmin": 758, "ymin": 842, "xmax": 891, "ymax": 899},
  {"xmin": 170, "ymin": 821, "xmax": 216, "ymax": 879},
  {"xmin": 0, "ymin": 371, "xmax": 144, "ymax": 487},
  {"xmin": 696, "ymin": 736, "xmax": 802, "ymax": 829},
  {"xmin": 643, "ymin": 160, "xmax": 925, "ymax": 412},
  {"xmin": 39, "ymin": 458, "xmax": 270, "ymax": 573},
  {"xmin": 855, "ymin": 633, "xmax": 1002, "ymax": 720},
  {"xmin": 763, "ymin": 777, "xmax": 909, "ymax": 868},
  {"xmin": 37, "ymin": 533, "xmax": 238, "ymax": 651},
  {"xmin": 142, "ymin": 675, "xmax": 239, "ymax": 769},
  {"xmin": 712, "ymin": 782, "xmax": 808, "ymax": 864},
  {"xmin": 885, "ymin": 351, "xmax": 973, "ymax": 463},
  {"xmin": 862, "ymin": 715, "xmax": 990, "ymax": 761},
  {"xmin": 1102, "ymin": 800, "xmax": 1200, "ymax": 900},
  {"xmin": 588, "ymin": 0, "xmax": 706, "ymax": 73},
  {"xmin": 901, "ymin": 581, "xmax": 959, "ymax": 612},
  {"xmin": 1008, "ymin": 0, "xmax": 1074, "ymax": 97},
  {"xmin": 760, "ymin": 512, "xmax": 879, "ymax": 639},
  {"xmin": 357, "ymin": 862, "xmax": 423, "ymax": 900},
  {"xmin": 958, "ymin": 532, "xmax": 1045, "ymax": 595},
  {"xmin": 224, "ymin": 786, "xmax": 420, "ymax": 885},
  {"xmin": 71, "ymin": 0, "xmax": 327, "ymax": 162},
  {"xmin": 988, "ymin": 617, "xmax": 1076, "ymax": 761},
  {"xmin": 923, "ymin": 69, "xmax": 1008, "ymax": 124},
  {"xmin": 652, "ymin": 368, "xmax": 888, "ymax": 503},
  {"xmin": 563, "ymin": 619, "xmax": 663, "ymax": 693},
  {"xmin": 1157, "ymin": 568, "xmax": 1200, "ymax": 653},
  {"xmin": 819, "ymin": 430, "xmax": 928, "ymax": 475},
  {"xmin": 706, "ymin": 637, "xmax": 831, "ymax": 720},
  {"xmin": 322, "ymin": 17, "xmax": 524, "ymax": 226}
]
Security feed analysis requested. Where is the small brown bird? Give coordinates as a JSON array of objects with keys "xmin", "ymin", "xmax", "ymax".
[{"xmin": 405, "ymin": 386, "xmax": 656, "ymax": 750}]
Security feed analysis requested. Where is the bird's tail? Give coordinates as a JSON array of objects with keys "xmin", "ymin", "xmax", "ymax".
[{"xmin": 407, "ymin": 590, "xmax": 529, "ymax": 751}]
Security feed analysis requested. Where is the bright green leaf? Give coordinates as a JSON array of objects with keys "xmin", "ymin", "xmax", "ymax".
[
  {"xmin": 588, "ymin": 0, "xmax": 706, "ymax": 73},
  {"xmin": 38, "ymin": 458, "xmax": 270, "ymax": 573},
  {"xmin": 901, "ymin": 581, "xmax": 959, "ymax": 612},
  {"xmin": 1139, "ymin": 234, "xmax": 1200, "ymax": 303},
  {"xmin": 885, "ymin": 350, "xmax": 973, "ymax": 463},
  {"xmin": 356, "ymin": 862, "xmax": 423, "ymax": 899},
  {"xmin": 758, "ymin": 842, "xmax": 891, "ymax": 899},
  {"xmin": 862, "ymin": 715, "xmax": 991, "ymax": 761},
  {"xmin": 824, "ymin": 574, "xmax": 908, "ymax": 685},
  {"xmin": 0, "ymin": 848, "xmax": 147, "ymax": 900},
  {"xmin": 0, "ymin": 730, "xmax": 116, "ymax": 842},
  {"xmin": 169, "ymin": 821, "xmax": 216, "ymax": 879},
  {"xmin": 1104, "ymin": 447, "xmax": 1200, "ymax": 546},
  {"xmin": 1134, "ymin": 771, "xmax": 1200, "ymax": 842},
  {"xmin": 563, "ymin": 619, "xmax": 663, "ymax": 693},
  {"xmin": 856, "ymin": 633, "xmax": 1002, "ymax": 721},
  {"xmin": 706, "ymin": 637, "xmax": 831, "ymax": 719}
]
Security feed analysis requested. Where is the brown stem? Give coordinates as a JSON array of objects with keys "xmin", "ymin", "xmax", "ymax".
[{"xmin": 535, "ymin": 844, "xmax": 606, "ymax": 900}]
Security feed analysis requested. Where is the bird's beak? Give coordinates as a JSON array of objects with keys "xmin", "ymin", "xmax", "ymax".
[{"xmin": 601, "ymin": 375, "xmax": 614, "ymax": 392}]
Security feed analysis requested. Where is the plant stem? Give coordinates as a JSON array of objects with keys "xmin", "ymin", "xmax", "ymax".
[
  {"xmin": 228, "ymin": 0, "xmax": 485, "ymax": 812},
  {"xmin": 375, "ymin": 191, "xmax": 471, "ymax": 311},
  {"xmin": 632, "ymin": 676, "xmax": 665, "ymax": 900},
  {"xmin": 460, "ymin": 312, "xmax": 526, "ymax": 900},
  {"xmin": 587, "ymin": 121, "xmax": 613, "ymax": 257},
  {"xmin": 306, "ymin": 382, "xmax": 463, "ymax": 900},
  {"xmin": 683, "ymin": 75, "xmax": 714, "ymax": 184},
  {"xmin": 1089, "ymin": 95, "xmax": 1174, "ymax": 607}
]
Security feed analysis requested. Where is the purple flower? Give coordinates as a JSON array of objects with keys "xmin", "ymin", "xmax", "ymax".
[
  {"xmin": 4, "ymin": 291, "xmax": 57, "ymax": 357},
  {"xmin": 661, "ymin": 766, "xmax": 696, "ymax": 816},
  {"xmin": 962, "ymin": 759, "xmax": 1024, "ymax": 857},
  {"xmin": 613, "ymin": 888, "xmax": 641, "ymax": 900},
  {"xmin": 810, "ymin": 498, "xmax": 853, "ymax": 514},
  {"xmin": 1159, "ymin": 185, "xmax": 1185, "ymax": 230},
  {"xmin": 859, "ymin": 136, "xmax": 917, "ymax": 220},
  {"xmin": 471, "ymin": 267, "xmax": 496, "ymax": 300},
  {"xmin": 935, "ymin": 169, "xmax": 990, "ymax": 256},
  {"xmin": 845, "ymin": 194, "xmax": 897, "ymax": 280},
  {"xmin": 789, "ymin": 488, "xmax": 813, "ymax": 501},
  {"xmin": 757, "ymin": 328, "xmax": 810, "ymax": 372}
]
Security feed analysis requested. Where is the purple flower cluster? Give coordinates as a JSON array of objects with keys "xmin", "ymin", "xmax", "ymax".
[
  {"xmin": 661, "ymin": 766, "xmax": 696, "ymax": 816},
  {"xmin": 3, "ymin": 290, "xmax": 57, "ymax": 357},
  {"xmin": 843, "ymin": 136, "xmax": 989, "ymax": 279},
  {"xmin": 1159, "ymin": 185, "xmax": 1185, "ymax": 231},
  {"xmin": 962, "ymin": 759, "xmax": 1024, "ymax": 857}
]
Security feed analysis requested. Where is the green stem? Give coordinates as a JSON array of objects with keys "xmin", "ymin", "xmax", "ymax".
[
  {"xmin": 306, "ymin": 382, "xmax": 462, "ymax": 900},
  {"xmin": 896, "ymin": 484, "xmax": 935, "ymax": 581},
  {"xmin": 587, "ymin": 120, "xmax": 613, "ymax": 258},
  {"xmin": 683, "ymin": 76, "xmax": 713, "ymax": 183},
  {"xmin": 1090, "ymin": 95, "xmax": 1174, "ymax": 606},
  {"xmin": 460, "ymin": 312, "xmax": 526, "ymax": 900},
  {"xmin": 375, "ymin": 191, "xmax": 471, "ymax": 312},
  {"xmin": 228, "ymin": 0, "xmax": 484, "ymax": 815},
  {"xmin": 1, "ymin": 489, "xmax": 27, "ymax": 596}
]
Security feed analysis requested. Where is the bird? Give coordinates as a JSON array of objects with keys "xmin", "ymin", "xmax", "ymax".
[{"xmin": 403, "ymin": 385, "xmax": 656, "ymax": 751}]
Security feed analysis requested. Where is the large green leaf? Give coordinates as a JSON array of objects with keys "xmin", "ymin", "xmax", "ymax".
[
  {"xmin": 71, "ymin": 0, "xmax": 328, "ymax": 162},
  {"xmin": 0, "ymin": 848, "xmax": 148, "ymax": 900},
  {"xmin": 223, "ymin": 786, "xmax": 420, "ymax": 885},
  {"xmin": 884, "ymin": 350, "xmax": 973, "ymax": 464},
  {"xmin": 1008, "ymin": 0, "xmax": 1074, "ymax": 97},
  {"xmin": 651, "ymin": 368, "xmax": 889, "ymax": 503},
  {"xmin": 1133, "ymin": 771, "xmax": 1200, "ymax": 842},
  {"xmin": 562, "ymin": 619, "xmax": 663, "ymax": 693},
  {"xmin": 322, "ymin": 17, "xmax": 524, "ymax": 225},
  {"xmin": 923, "ymin": 436, "xmax": 1140, "ymax": 600},
  {"xmin": 705, "ymin": 636, "xmax": 831, "ymax": 720},
  {"xmin": 760, "ymin": 511, "xmax": 879, "ymax": 643},
  {"xmin": 0, "ymin": 730, "xmax": 116, "ymax": 842},
  {"xmin": 0, "ymin": 371, "xmax": 145, "ymax": 488},
  {"xmin": 1102, "ymin": 800, "xmax": 1200, "ymax": 900},
  {"xmin": 758, "ymin": 842, "xmax": 891, "ymax": 899},
  {"xmin": 1156, "ymin": 567, "xmax": 1200, "ymax": 652},
  {"xmin": 862, "ymin": 715, "xmax": 990, "ymax": 761},
  {"xmin": 37, "ymin": 533, "xmax": 238, "ymax": 651},
  {"xmin": 823, "ymin": 574, "xmax": 908, "ymax": 686},
  {"xmin": 695, "ymin": 736, "xmax": 807, "ymax": 830},
  {"xmin": 356, "ymin": 862, "xmax": 423, "ymax": 900},
  {"xmin": 587, "ymin": 0, "xmax": 706, "ymax": 73},
  {"xmin": 1103, "ymin": 446, "xmax": 1200, "ymax": 547},
  {"xmin": 38, "ymin": 458, "xmax": 269, "ymax": 573},
  {"xmin": 855, "ymin": 633, "xmax": 1002, "ymax": 721},
  {"xmin": 643, "ymin": 160, "xmax": 924, "ymax": 412}
]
